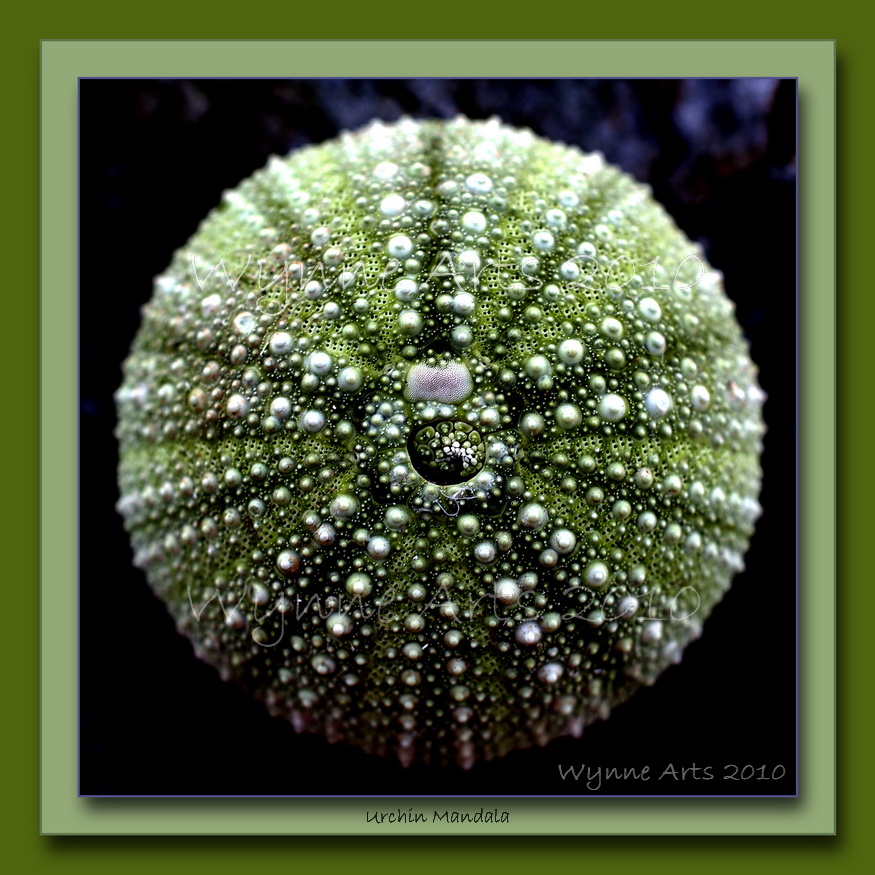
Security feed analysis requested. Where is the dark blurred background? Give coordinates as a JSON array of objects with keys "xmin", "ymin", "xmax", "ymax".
[{"xmin": 79, "ymin": 79, "xmax": 797, "ymax": 797}]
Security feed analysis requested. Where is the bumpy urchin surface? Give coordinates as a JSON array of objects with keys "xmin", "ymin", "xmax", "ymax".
[{"xmin": 115, "ymin": 116, "xmax": 764, "ymax": 769}]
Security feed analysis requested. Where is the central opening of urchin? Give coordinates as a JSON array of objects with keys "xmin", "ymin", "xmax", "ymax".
[{"xmin": 407, "ymin": 419, "xmax": 485, "ymax": 485}]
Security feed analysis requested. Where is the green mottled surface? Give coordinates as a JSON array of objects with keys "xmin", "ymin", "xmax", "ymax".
[{"xmin": 116, "ymin": 117, "xmax": 764, "ymax": 768}]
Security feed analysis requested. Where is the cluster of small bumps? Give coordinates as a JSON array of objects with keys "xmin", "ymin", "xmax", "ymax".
[{"xmin": 116, "ymin": 116, "xmax": 765, "ymax": 769}]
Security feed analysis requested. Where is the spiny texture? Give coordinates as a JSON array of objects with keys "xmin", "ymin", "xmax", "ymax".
[{"xmin": 116, "ymin": 116, "xmax": 764, "ymax": 769}]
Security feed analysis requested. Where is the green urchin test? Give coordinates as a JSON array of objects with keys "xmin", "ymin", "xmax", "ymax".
[{"xmin": 115, "ymin": 116, "xmax": 764, "ymax": 769}]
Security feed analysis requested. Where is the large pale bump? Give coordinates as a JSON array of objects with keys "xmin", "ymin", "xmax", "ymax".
[{"xmin": 405, "ymin": 362, "xmax": 473, "ymax": 403}]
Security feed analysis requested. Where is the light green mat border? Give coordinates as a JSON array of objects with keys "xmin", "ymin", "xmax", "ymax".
[{"xmin": 41, "ymin": 39, "xmax": 833, "ymax": 835}]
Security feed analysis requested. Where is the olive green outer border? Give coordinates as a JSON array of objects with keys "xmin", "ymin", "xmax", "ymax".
[{"xmin": 41, "ymin": 40, "xmax": 833, "ymax": 836}]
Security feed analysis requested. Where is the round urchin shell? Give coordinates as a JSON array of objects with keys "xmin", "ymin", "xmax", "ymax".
[{"xmin": 115, "ymin": 116, "xmax": 765, "ymax": 769}]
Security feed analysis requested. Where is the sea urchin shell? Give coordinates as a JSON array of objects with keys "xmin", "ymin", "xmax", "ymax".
[{"xmin": 115, "ymin": 116, "xmax": 765, "ymax": 769}]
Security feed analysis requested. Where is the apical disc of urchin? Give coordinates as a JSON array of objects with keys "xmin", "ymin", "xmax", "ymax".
[{"xmin": 115, "ymin": 116, "xmax": 765, "ymax": 770}]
